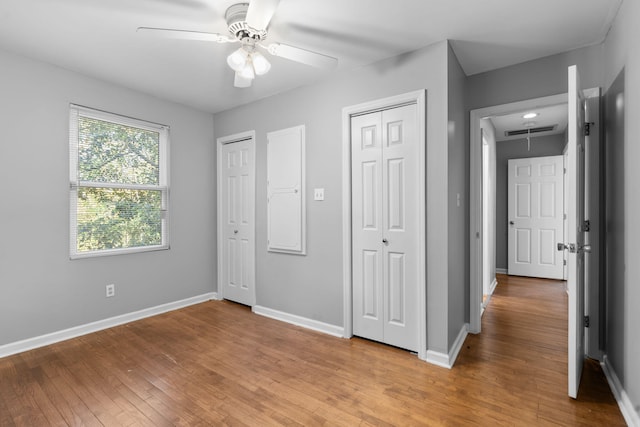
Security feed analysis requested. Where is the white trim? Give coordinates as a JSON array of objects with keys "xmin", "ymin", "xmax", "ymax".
[
  {"xmin": 496, "ymin": 268, "xmax": 508, "ymax": 275},
  {"xmin": 601, "ymin": 356, "xmax": 640, "ymax": 427},
  {"xmin": 342, "ymin": 90, "xmax": 427, "ymax": 360},
  {"xmin": 482, "ymin": 278, "xmax": 499, "ymax": 310},
  {"xmin": 426, "ymin": 323, "xmax": 469, "ymax": 369},
  {"xmin": 0, "ymin": 293, "xmax": 217, "ymax": 359},
  {"xmin": 252, "ymin": 305, "xmax": 344, "ymax": 338},
  {"xmin": 470, "ymin": 93, "xmax": 568, "ymax": 334},
  {"xmin": 489, "ymin": 277, "xmax": 498, "ymax": 295},
  {"xmin": 216, "ymin": 130, "xmax": 257, "ymax": 306},
  {"xmin": 425, "ymin": 350, "xmax": 451, "ymax": 368}
]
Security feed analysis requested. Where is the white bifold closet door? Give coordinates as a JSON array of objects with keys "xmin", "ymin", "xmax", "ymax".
[
  {"xmin": 221, "ymin": 138, "xmax": 255, "ymax": 306},
  {"xmin": 351, "ymin": 104, "xmax": 419, "ymax": 352}
]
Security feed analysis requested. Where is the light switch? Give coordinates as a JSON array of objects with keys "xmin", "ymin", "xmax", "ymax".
[{"xmin": 314, "ymin": 188, "xmax": 325, "ymax": 201}]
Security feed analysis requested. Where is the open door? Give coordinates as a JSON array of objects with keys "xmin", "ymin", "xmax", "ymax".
[{"xmin": 560, "ymin": 65, "xmax": 588, "ymax": 399}]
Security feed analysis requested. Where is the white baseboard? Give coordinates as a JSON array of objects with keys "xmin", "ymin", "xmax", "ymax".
[
  {"xmin": 483, "ymin": 278, "xmax": 499, "ymax": 309},
  {"xmin": 0, "ymin": 292, "xmax": 217, "ymax": 359},
  {"xmin": 252, "ymin": 305, "xmax": 344, "ymax": 338},
  {"xmin": 426, "ymin": 323, "xmax": 469, "ymax": 369},
  {"xmin": 601, "ymin": 355, "xmax": 640, "ymax": 427},
  {"xmin": 489, "ymin": 277, "xmax": 498, "ymax": 295},
  {"xmin": 496, "ymin": 268, "xmax": 508, "ymax": 275}
]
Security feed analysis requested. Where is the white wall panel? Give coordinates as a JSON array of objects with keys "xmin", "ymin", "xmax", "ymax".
[{"xmin": 267, "ymin": 125, "xmax": 306, "ymax": 254}]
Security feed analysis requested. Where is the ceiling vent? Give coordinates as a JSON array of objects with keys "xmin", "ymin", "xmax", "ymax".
[{"xmin": 505, "ymin": 125, "xmax": 557, "ymax": 137}]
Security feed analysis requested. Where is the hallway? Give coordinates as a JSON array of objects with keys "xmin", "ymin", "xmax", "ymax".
[{"xmin": 458, "ymin": 274, "xmax": 623, "ymax": 424}]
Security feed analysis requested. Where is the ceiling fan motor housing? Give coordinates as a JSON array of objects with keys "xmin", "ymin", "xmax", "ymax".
[{"xmin": 226, "ymin": 3, "xmax": 266, "ymax": 43}]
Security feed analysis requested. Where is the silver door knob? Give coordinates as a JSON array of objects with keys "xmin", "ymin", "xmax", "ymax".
[
  {"xmin": 234, "ymin": 230, "xmax": 238, "ymax": 234},
  {"xmin": 382, "ymin": 238, "xmax": 388, "ymax": 244},
  {"xmin": 558, "ymin": 242, "xmax": 577, "ymax": 253},
  {"xmin": 509, "ymin": 221, "xmax": 514, "ymax": 225}
]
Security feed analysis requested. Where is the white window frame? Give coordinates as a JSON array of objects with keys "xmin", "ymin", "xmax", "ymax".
[{"xmin": 69, "ymin": 105, "xmax": 170, "ymax": 259}]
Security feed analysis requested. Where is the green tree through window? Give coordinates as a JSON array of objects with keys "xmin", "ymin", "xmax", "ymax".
[{"xmin": 70, "ymin": 106, "xmax": 169, "ymax": 258}]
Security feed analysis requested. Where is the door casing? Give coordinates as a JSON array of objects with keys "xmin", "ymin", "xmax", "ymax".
[{"xmin": 341, "ymin": 90, "xmax": 427, "ymax": 360}]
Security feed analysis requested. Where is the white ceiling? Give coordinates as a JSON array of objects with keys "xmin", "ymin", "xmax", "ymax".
[
  {"xmin": 490, "ymin": 103, "xmax": 569, "ymax": 142},
  {"xmin": 0, "ymin": 0, "xmax": 622, "ymax": 114}
]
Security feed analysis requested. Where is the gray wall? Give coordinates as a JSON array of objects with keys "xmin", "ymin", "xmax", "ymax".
[
  {"xmin": 214, "ymin": 40, "xmax": 463, "ymax": 355},
  {"xmin": 602, "ymin": 0, "xmax": 640, "ymax": 414},
  {"xmin": 604, "ymin": 67, "xmax": 625, "ymax": 396},
  {"xmin": 467, "ymin": 44, "xmax": 604, "ymax": 111},
  {"xmin": 495, "ymin": 134, "xmax": 566, "ymax": 270},
  {"xmin": 0, "ymin": 48, "xmax": 217, "ymax": 346},
  {"xmin": 447, "ymin": 44, "xmax": 469, "ymax": 344}
]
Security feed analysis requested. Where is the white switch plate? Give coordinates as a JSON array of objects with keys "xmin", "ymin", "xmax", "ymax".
[{"xmin": 314, "ymin": 188, "xmax": 325, "ymax": 201}]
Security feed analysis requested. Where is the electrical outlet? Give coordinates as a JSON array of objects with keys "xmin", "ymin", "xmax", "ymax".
[
  {"xmin": 314, "ymin": 188, "xmax": 325, "ymax": 201},
  {"xmin": 106, "ymin": 284, "xmax": 115, "ymax": 298}
]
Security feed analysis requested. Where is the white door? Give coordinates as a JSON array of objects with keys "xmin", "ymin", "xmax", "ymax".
[
  {"xmin": 220, "ymin": 136, "xmax": 256, "ymax": 306},
  {"xmin": 507, "ymin": 155, "xmax": 564, "ymax": 279},
  {"xmin": 351, "ymin": 104, "xmax": 419, "ymax": 352},
  {"xmin": 563, "ymin": 65, "xmax": 587, "ymax": 399}
]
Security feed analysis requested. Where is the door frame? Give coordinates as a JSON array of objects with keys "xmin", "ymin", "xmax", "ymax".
[
  {"xmin": 341, "ymin": 90, "xmax": 427, "ymax": 360},
  {"xmin": 216, "ymin": 130, "xmax": 257, "ymax": 306}
]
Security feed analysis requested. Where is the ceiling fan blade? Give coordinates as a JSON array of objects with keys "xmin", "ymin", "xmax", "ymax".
[
  {"xmin": 266, "ymin": 43, "xmax": 338, "ymax": 70},
  {"xmin": 245, "ymin": 0, "xmax": 281, "ymax": 31},
  {"xmin": 137, "ymin": 27, "xmax": 234, "ymax": 43}
]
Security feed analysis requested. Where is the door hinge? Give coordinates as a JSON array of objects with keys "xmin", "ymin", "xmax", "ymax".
[
  {"xmin": 563, "ymin": 260, "xmax": 567, "ymax": 266},
  {"xmin": 584, "ymin": 315, "xmax": 590, "ymax": 328},
  {"xmin": 583, "ymin": 220, "xmax": 591, "ymax": 232},
  {"xmin": 584, "ymin": 121, "xmax": 595, "ymax": 136}
]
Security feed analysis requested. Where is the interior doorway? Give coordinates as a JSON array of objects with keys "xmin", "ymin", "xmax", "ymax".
[
  {"xmin": 470, "ymin": 93, "xmax": 569, "ymax": 332},
  {"xmin": 469, "ymin": 90, "xmax": 602, "ymax": 360}
]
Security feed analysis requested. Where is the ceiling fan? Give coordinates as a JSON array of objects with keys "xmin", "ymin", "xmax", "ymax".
[{"xmin": 137, "ymin": 0, "xmax": 338, "ymax": 88}]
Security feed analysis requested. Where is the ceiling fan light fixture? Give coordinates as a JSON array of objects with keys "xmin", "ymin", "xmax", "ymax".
[
  {"xmin": 251, "ymin": 51, "xmax": 271, "ymax": 75},
  {"xmin": 239, "ymin": 62, "xmax": 256, "ymax": 80},
  {"xmin": 234, "ymin": 72, "xmax": 253, "ymax": 88},
  {"xmin": 227, "ymin": 47, "xmax": 248, "ymax": 72}
]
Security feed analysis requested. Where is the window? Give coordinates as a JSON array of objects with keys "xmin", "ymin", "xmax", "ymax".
[{"xmin": 69, "ymin": 105, "xmax": 169, "ymax": 258}]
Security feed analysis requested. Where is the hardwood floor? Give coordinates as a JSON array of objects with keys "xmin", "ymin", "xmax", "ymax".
[{"xmin": 0, "ymin": 275, "xmax": 625, "ymax": 426}]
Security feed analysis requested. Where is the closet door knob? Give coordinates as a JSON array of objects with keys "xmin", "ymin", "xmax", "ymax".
[{"xmin": 382, "ymin": 238, "xmax": 388, "ymax": 244}]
